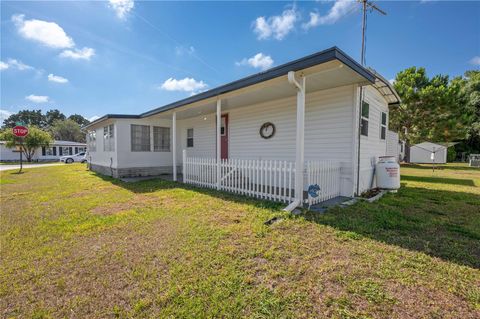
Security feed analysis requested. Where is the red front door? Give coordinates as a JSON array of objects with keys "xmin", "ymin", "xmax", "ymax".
[{"xmin": 220, "ymin": 114, "xmax": 228, "ymax": 159}]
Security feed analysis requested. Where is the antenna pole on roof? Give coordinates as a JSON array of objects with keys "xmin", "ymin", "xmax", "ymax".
[
  {"xmin": 359, "ymin": 0, "xmax": 387, "ymax": 66},
  {"xmin": 356, "ymin": 0, "xmax": 387, "ymax": 196}
]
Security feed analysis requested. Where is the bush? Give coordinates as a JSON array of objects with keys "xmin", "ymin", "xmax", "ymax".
[{"xmin": 447, "ymin": 147, "xmax": 456, "ymax": 162}]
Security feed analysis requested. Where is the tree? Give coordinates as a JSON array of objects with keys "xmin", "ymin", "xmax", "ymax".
[
  {"xmin": 68, "ymin": 114, "xmax": 90, "ymax": 127},
  {"xmin": 0, "ymin": 127, "xmax": 53, "ymax": 162},
  {"xmin": 45, "ymin": 109, "xmax": 66, "ymax": 127},
  {"xmin": 2, "ymin": 109, "xmax": 46, "ymax": 128},
  {"xmin": 390, "ymin": 67, "xmax": 473, "ymax": 146},
  {"xmin": 50, "ymin": 119, "xmax": 85, "ymax": 143}
]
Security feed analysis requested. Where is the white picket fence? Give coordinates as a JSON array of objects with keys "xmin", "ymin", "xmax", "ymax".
[
  {"xmin": 306, "ymin": 160, "xmax": 342, "ymax": 206},
  {"xmin": 220, "ymin": 158, "xmax": 295, "ymax": 202},
  {"xmin": 183, "ymin": 156, "xmax": 296, "ymax": 203},
  {"xmin": 183, "ymin": 154, "xmax": 343, "ymax": 205}
]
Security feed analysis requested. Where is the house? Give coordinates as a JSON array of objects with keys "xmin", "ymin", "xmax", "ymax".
[
  {"xmin": 84, "ymin": 47, "xmax": 400, "ymax": 208},
  {"xmin": 0, "ymin": 140, "xmax": 86, "ymax": 162},
  {"xmin": 386, "ymin": 130, "xmax": 405, "ymax": 162},
  {"xmin": 409, "ymin": 142, "xmax": 449, "ymax": 164}
]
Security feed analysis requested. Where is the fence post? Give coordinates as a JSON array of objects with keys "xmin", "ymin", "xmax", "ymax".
[{"xmin": 182, "ymin": 149, "xmax": 186, "ymax": 183}]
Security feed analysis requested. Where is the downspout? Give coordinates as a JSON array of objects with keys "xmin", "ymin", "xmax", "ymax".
[
  {"xmin": 284, "ymin": 71, "xmax": 305, "ymax": 212},
  {"xmin": 356, "ymin": 86, "xmax": 364, "ymax": 196}
]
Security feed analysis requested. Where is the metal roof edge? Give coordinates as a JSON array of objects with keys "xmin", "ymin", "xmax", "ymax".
[
  {"xmin": 83, "ymin": 114, "xmax": 140, "ymax": 129},
  {"xmin": 88, "ymin": 47, "xmax": 387, "ymax": 125}
]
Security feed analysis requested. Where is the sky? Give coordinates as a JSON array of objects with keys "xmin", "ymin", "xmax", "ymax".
[{"xmin": 1, "ymin": 0, "xmax": 479, "ymax": 123}]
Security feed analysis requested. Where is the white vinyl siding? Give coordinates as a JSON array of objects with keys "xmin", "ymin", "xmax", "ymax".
[{"xmin": 357, "ymin": 86, "xmax": 389, "ymax": 193}]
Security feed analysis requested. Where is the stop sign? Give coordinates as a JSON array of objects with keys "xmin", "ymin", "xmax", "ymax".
[{"xmin": 12, "ymin": 125, "xmax": 29, "ymax": 137}]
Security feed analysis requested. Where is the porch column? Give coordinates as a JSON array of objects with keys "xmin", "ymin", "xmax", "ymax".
[
  {"xmin": 216, "ymin": 99, "xmax": 221, "ymax": 190},
  {"xmin": 294, "ymin": 76, "xmax": 306, "ymax": 203},
  {"xmin": 172, "ymin": 112, "xmax": 177, "ymax": 181}
]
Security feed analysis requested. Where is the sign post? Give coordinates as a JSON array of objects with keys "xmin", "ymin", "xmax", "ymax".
[{"xmin": 12, "ymin": 123, "xmax": 29, "ymax": 173}]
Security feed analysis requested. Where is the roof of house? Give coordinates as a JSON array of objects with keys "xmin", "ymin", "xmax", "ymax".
[{"xmin": 85, "ymin": 46, "xmax": 400, "ymax": 129}]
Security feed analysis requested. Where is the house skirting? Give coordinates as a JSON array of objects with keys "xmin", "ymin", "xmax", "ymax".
[{"xmin": 90, "ymin": 164, "xmax": 177, "ymax": 178}]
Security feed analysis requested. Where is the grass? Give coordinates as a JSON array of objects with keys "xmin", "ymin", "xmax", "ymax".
[{"xmin": 1, "ymin": 163, "xmax": 479, "ymax": 318}]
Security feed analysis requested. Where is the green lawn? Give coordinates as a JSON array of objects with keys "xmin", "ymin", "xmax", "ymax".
[{"xmin": 1, "ymin": 164, "xmax": 479, "ymax": 318}]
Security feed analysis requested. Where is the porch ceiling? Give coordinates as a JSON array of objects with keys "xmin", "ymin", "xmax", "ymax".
[{"xmin": 154, "ymin": 60, "xmax": 369, "ymax": 120}]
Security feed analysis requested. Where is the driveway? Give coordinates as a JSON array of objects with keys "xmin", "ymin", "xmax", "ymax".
[{"xmin": 0, "ymin": 163, "xmax": 62, "ymax": 171}]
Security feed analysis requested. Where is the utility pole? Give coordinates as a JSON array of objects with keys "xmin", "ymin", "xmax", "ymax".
[{"xmin": 359, "ymin": 0, "xmax": 387, "ymax": 66}]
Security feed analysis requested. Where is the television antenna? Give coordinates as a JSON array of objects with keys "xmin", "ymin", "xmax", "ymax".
[{"xmin": 359, "ymin": 0, "xmax": 387, "ymax": 66}]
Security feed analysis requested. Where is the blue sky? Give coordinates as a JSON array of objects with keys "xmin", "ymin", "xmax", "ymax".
[{"xmin": 1, "ymin": 0, "xmax": 479, "ymax": 123}]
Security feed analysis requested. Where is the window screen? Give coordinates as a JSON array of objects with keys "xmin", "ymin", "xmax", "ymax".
[
  {"xmin": 131, "ymin": 124, "xmax": 151, "ymax": 152},
  {"xmin": 187, "ymin": 128, "xmax": 194, "ymax": 147},
  {"xmin": 153, "ymin": 126, "xmax": 170, "ymax": 152},
  {"xmin": 103, "ymin": 124, "xmax": 115, "ymax": 152},
  {"xmin": 361, "ymin": 102, "xmax": 369, "ymax": 136},
  {"xmin": 380, "ymin": 112, "xmax": 387, "ymax": 140}
]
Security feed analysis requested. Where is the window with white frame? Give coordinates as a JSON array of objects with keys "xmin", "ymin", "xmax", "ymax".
[
  {"xmin": 103, "ymin": 124, "xmax": 115, "ymax": 152},
  {"xmin": 187, "ymin": 128, "xmax": 194, "ymax": 147},
  {"xmin": 380, "ymin": 112, "xmax": 387, "ymax": 140},
  {"xmin": 153, "ymin": 126, "xmax": 170, "ymax": 152},
  {"xmin": 87, "ymin": 130, "xmax": 96, "ymax": 152},
  {"xmin": 131, "ymin": 124, "xmax": 151, "ymax": 152},
  {"xmin": 361, "ymin": 101, "xmax": 369, "ymax": 136}
]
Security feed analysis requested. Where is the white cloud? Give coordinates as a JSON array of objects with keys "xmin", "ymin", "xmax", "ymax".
[
  {"xmin": 48, "ymin": 73, "xmax": 69, "ymax": 83},
  {"xmin": 175, "ymin": 45, "xmax": 195, "ymax": 56},
  {"xmin": 0, "ymin": 61, "xmax": 8, "ymax": 71},
  {"xmin": 12, "ymin": 14, "xmax": 74, "ymax": 49},
  {"xmin": 302, "ymin": 12, "xmax": 320, "ymax": 30},
  {"xmin": 253, "ymin": 8, "xmax": 298, "ymax": 40},
  {"xmin": 304, "ymin": 0, "xmax": 357, "ymax": 29},
  {"xmin": 88, "ymin": 115, "xmax": 100, "ymax": 122},
  {"xmin": 389, "ymin": 79, "xmax": 395, "ymax": 85},
  {"xmin": 469, "ymin": 56, "xmax": 480, "ymax": 66},
  {"xmin": 0, "ymin": 109, "xmax": 13, "ymax": 123},
  {"xmin": 25, "ymin": 94, "xmax": 49, "ymax": 103},
  {"xmin": 0, "ymin": 58, "xmax": 34, "ymax": 71},
  {"xmin": 109, "ymin": 0, "xmax": 134, "ymax": 20},
  {"xmin": 160, "ymin": 77, "xmax": 208, "ymax": 93},
  {"xmin": 236, "ymin": 53, "xmax": 274, "ymax": 71},
  {"xmin": 59, "ymin": 47, "xmax": 95, "ymax": 60}
]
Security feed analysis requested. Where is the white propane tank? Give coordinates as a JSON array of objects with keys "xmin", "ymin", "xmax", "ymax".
[{"xmin": 376, "ymin": 156, "xmax": 400, "ymax": 190}]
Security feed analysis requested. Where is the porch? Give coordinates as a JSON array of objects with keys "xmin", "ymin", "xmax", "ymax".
[
  {"xmin": 148, "ymin": 59, "xmax": 369, "ymax": 208},
  {"xmin": 182, "ymin": 153, "xmax": 348, "ymax": 207}
]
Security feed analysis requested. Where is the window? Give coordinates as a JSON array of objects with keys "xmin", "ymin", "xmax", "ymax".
[
  {"xmin": 221, "ymin": 117, "xmax": 226, "ymax": 136},
  {"xmin": 103, "ymin": 124, "xmax": 115, "ymax": 152},
  {"xmin": 60, "ymin": 147, "xmax": 72, "ymax": 155},
  {"xmin": 187, "ymin": 128, "xmax": 194, "ymax": 147},
  {"xmin": 131, "ymin": 124, "xmax": 151, "ymax": 152},
  {"xmin": 153, "ymin": 126, "xmax": 170, "ymax": 152},
  {"xmin": 41, "ymin": 147, "xmax": 56, "ymax": 156},
  {"xmin": 87, "ymin": 130, "xmax": 96, "ymax": 152},
  {"xmin": 380, "ymin": 112, "xmax": 387, "ymax": 140},
  {"xmin": 361, "ymin": 101, "xmax": 369, "ymax": 136}
]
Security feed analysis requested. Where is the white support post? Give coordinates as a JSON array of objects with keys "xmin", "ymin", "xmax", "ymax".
[
  {"xmin": 172, "ymin": 112, "xmax": 177, "ymax": 181},
  {"xmin": 294, "ymin": 76, "xmax": 306, "ymax": 203},
  {"xmin": 216, "ymin": 99, "xmax": 221, "ymax": 190}
]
